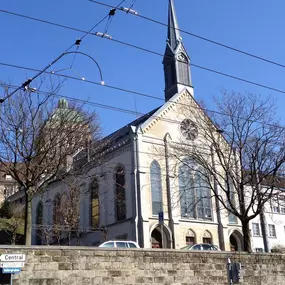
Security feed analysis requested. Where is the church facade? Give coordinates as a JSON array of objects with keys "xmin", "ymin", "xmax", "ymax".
[{"xmin": 31, "ymin": 0, "xmax": 244, "ymax": 250}]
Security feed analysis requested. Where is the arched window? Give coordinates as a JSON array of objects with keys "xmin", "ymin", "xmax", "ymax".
[
  {"xmin": 196, "ymin": 169, "xmax": 212, "ymax": 220},
  {"xmin": 178, "ymin": 158, "xmax": 195, "ymax": 218},
  {"xmin": 115, "ymin": 165, "xmax": 126, "ymax": 221},
  {"xmin": 185, "ymin": 229, "xmax": 196, "ymax": 246},
  {"xmin": 202, "ymin": 230, "xmax": 212, "ymax": 244},
  {"xmin": 228, "ymin": 178, "xmax": 238, "ymax": 224},
  {"xmin": 90, "ymin": 178, "xmax": 99, "ymax": 228},
  {"xmin": 178, "ymin": 159, "xmax": 212, "ymax": 220},
  {"xmin": 150, "ymin": 161, "xmax": 163, "ymax": 216},
  {"xmin": 53, "ymin": 193, "xmax": 62, "ymax": 225},
  {"xmin": 177, "ymin": 53, "xmax": 190, "ymax": 86},
  {"xmin": 36, "ymin": 201, "xmax": 43, "ymax": 245}
]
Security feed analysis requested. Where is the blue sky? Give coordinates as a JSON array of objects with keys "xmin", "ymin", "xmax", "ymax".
[{"xmin": 1, "ymin": 0, "xmax": 285, "ymax": 136}]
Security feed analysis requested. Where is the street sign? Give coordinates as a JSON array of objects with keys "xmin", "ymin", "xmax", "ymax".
[
  {"xmin": 0, "ymin": 263, "xmax": 24, "ymax": 268},
  {"xmin": 0, "ymin": 254, "xmax": 25, "ymax": 262},
  {"xmin": 2, "ymin": 268, "xmax": 21, "ymax": 274},
  {"xmin": 158, "ymin": 211, "xmax": 164, "ymax": 224}
]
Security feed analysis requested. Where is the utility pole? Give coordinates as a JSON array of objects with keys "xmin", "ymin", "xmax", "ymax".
[
  {"xmin": 211, "ymin": 146, "xmax": 225, "ymax": 250},
  {"xmin": 255, "ymin": 163, "xmax": 269, "ymax": 252},
  {"xmin": 164, "ymin": 134, "xmax": 175, "ymax": 249}
]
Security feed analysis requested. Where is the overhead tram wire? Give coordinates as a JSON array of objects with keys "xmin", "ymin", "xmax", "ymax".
[
  {"xmin": 3, "ymin": 64, "xmax": 285, "ymax": 132},
  {"xmin": 88, "ymin": 0, "xmax": 285, "ymax": 70},
  {"xmin": 0, "ymin": 0, "xmax": 126, "ymax": 103},
  {"xmin": 2, "ymin": 9, "xmax": 285, "ymax": 99}
]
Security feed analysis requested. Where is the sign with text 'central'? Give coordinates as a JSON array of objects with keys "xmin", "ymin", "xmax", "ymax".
[{"xmin": 0, "ymin": 254, "xmax": 25, "ymax": 262}]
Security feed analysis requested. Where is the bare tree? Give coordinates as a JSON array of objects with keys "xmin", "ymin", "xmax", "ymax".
[
  {"xmin": 0, "ymin": 81, "xmax": 101, "ymax": 245},
  {"xmin": 169, "ymin": 91, "xmax": 285, "ymax": 252}
]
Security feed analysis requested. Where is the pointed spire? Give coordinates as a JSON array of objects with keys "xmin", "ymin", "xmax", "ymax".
[
  {"xmin": 167, "ymin": 0, "xmax": 181, "ymax": 50},
  {"xmin": 163, "ymin": 0, "xmax": 193, "ymax": 102}
]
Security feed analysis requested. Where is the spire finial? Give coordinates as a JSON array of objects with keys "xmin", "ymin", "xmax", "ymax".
[{"xmin": 168, "ymin": 0, "xmax": 181, "ymax": 50}]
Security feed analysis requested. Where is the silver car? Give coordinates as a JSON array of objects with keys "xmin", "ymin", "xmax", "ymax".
[
  {"xmin": 181, "ymin": 243, "xmax": 220, "ymax": 251},
  {"xmin": 99, "ymin": 240, "xmax": 140, "ymax": 248}
]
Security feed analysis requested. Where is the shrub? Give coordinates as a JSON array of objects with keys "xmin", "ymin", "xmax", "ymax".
[
  {"xmin": 271, "ymin": 244, "xmax": 285, "ymax": 253},
  {"xmin": 0, "ymin": 200, "xmax": 12, "ymax": 219}
]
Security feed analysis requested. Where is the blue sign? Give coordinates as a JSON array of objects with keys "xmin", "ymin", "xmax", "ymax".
[
  {"xmin": 2, "ymin": 268, "xmax": 21, "ymax": 274},
  {"xmin": 158, "ymin": 211, "xmax": 164, "ymax": 224}
]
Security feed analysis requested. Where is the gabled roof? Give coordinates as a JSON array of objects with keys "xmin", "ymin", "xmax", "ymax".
[
  {"xmin": 103, "ymin": 107, "xmax": 160, "ymax": 144},
  {"xmin": 140, "ymin": 88, "xmax": 191, "ymax": 133},
  {"xmin": 75, "ymin": 107, "xmax": 161, "ymax": 163}
]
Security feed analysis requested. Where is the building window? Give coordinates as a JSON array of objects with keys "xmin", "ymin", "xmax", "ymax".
[
  {"xmin": 268, "ymin": 224, "xmax": 276, "ymax": 238},
  {"xmin": 177, "ymin": 54, "xmax": 190, "ymax": 86},
  {"xmin": 115, "ymin": 165, "xmax": 126, "ymax": 221},
  {"xmin": 185, "ymin": 229, "xmax": 196, "ymax": 246},
  {"xmin": 228, "ymin": 179, "xmax": 238, "ymax": 224},
  {"xmin": 272, "ymin": 206, "xmax": 280, "ymax": 213},
  {"xmin": 4, "ymin": 186, "xmax": 14, "ymax": 198},
  {"xmin": 5, "ymin": 175, "xmax": 12, "ymax": 180},
  {"xmin": 150, "ymin": 160, "xmax": 163, "ymax": 216},
  {"xmin": 53, "ymin": 194, "xmax": 62, "ymax": 225},
  {"xmin": 252, "ymin": 223, "xmax": 261, "ymax": 236},
  {"xmin": 90, "ymin": 178, "xmax": 99, "ymax": 228},
  {"xmin": 36, "ymin": 201, "xmax": 43, "ymax": 245},
  {"xmin": 202, "ymin": 230, "xmax": 212, "ymax": 244},
  {"xmin": 178, "ymin": 159, "xmax": 212, "ymax": 220}
]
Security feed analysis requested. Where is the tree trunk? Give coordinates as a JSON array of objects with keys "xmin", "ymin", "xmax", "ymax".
[
  {"xmin": 241, "ymin": 221, "xmax": 252, "ymax": 252},
  {"xmin": 24, "ymin": 191, "xmax": 32, "ymax": 246}
]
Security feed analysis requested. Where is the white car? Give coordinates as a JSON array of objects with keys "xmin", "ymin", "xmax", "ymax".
[
  {"xmin": 99, "ymin": 240, "xmax": 140, "ymax": 248},
  {"xmin": 181, "ymin": 243, "xmax": 221, "ymax": 251}
]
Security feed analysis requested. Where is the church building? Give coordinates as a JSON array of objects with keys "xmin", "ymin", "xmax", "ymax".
[{"xmin": 32, "ymin": 0, "xmax": 244, "ymax": 250}]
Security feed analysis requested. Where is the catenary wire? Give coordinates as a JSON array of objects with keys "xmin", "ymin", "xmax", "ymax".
[
  {"xmin": 0, "ymin": 6, "xmax": 285, "ymax": 99},
  {"xmin": 2, "ymin": 9, "xmax": 285, "ymax": 99},
  {"xmin": 88, "ymin": 0, "xmax": 285, "ymax": 69},
  {"xmin": 2, "ymin": 61, "xmax": 285, "ymax": 132},
  {"xmin": 0, "ymin": 0, "xmax": 126, "ymax": 103}
]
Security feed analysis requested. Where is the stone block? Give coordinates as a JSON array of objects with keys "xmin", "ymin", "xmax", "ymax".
[
  {"xmin": 52, "ymin": 256, "xmax": 68, "ymax": 263},
  {"xmin": 107, "ymin": 270, "xmax": 122, "ymax": 277},
  {"xmin": 45, "ymin": 250, "xmax": 62, "ymax": 257},
  {"xmin": 34, "ymin": 250, "xmax": 46, "ymax": 256},
  {"xmin": 135, "ymin": 277, "xmax": 154, "ymax": 283},
  {"xmin": 72, "ymin": 262, "xmax": 86, "ymax": 270},
  {"xmin": 39, "ymin": 255, "xmax": 52, "ymax": 262},
  {"xmin": 63, "ymin": 250, "xmax": 81, "ymax": 256},
  {"xmin": 34, "ymin": 262, "xmax": 58, "ymax": 271},
  {"xmin": 79, "ymin": 250, "xmax": 94, "ymax": 256},
  {"xmin": 91, "ymin": 277, "xmax": 102, "ymax": 285},
  {"xmin": 28, "ymin": 279, "xmax": 61, "ymax": 285},
  {"xmin": 58, "ymin": 262, "xmax": 73, "ymax": 270}
]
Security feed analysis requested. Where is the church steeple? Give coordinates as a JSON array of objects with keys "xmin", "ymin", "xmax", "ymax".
[
  {"xmin": 163, "ymin": 0, "xmax": 193, "ymax": 102},
  {"xmin": 168, "ymin": 0, "xmax": 180, "ymax": 51}
]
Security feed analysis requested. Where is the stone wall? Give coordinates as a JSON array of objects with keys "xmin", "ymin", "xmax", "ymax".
[{"xmin": 0, "ymin": 246, "xmax": 285, "ymax": 285}]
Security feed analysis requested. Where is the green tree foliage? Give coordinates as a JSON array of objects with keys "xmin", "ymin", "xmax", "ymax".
[{"xmin": 0, "ymin": 199, "xmax": 12, "ymax": 219}]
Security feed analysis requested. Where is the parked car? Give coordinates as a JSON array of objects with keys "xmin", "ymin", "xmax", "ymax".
[
  {"xmin": 181, "ymin": 243, "xmax": 220, "ymax": 251},
  {"xmin": 99, "ymin": 240, "xmax": 140, "ymax": 248}
]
